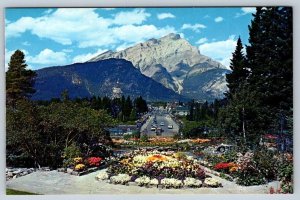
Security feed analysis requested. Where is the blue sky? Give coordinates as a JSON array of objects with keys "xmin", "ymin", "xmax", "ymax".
[{"xmin": 5, "ymin": 7, "xmax": 256, "ymax": 70}]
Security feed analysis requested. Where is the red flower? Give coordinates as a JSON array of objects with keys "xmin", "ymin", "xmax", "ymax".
[
  {"xmin": 88, "ymin": 157, "xmax": 103, "ymax": 166},
  {"xmin": 214, "ymin": 162, "xmax": 230, "ymax": 170}
]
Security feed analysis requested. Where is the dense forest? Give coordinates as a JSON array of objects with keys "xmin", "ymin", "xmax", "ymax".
[{"xmin": 184, "ymin": 7, "xmax": 292, "ymax": 147}]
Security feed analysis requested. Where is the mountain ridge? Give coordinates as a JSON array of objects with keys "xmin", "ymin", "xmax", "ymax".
[
  {"xmin": 88, "ymin": 33, "xmax": 230, "ymax": 100},
  {"xmin": 32, "ymin": 58, "xmax": 188, "ymax": 101}
]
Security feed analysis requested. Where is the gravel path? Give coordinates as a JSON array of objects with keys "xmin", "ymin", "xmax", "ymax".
[{"xmin": 6, "ymin": 169, "xmax": 280, "ymax": 194}]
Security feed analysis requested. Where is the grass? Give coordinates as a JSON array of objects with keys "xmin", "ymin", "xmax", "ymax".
[{"xmin": 6, "ymin": 188, "xmax": 39, "ymax": 195}]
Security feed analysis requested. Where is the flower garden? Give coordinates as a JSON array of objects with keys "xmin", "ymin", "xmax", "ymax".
[
  {"xmin": 195, "ymin": 146, "xmax": 293, "ymax": 193},
  {"xmin": 57, "ymin": 137, "xmax": 292, "ymax": 193},
  {"xmin": 95, "ymin": 149, "xmax": 221, "ymax": 188}
]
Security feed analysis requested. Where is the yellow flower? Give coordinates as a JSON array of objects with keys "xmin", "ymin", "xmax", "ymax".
[
  {"xmin": 75, "ymin": 164, "xmax": 85, "ymax": 171},
  {"xmin": 74, "ymin": 157, "xmax": 83, "ymax": 163}
]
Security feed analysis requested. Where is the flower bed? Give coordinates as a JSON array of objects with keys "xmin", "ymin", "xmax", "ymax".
[
  {"xmin": 60, "ymin": 156, "xmax": 106, "ymax": 176},
  {"xmin": 112, "ymin": 137, "xmax": 211, "ymax": 148},
  {"xmin": 95, "ymin": 149, "xmax": 222, "ymax": 189},
  {"xmin": 196, "ymin": 146, "xmax": 293, "ymax": 191}
]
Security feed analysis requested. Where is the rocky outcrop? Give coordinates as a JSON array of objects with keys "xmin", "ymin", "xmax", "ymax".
[{"xmin": 89, "ymin": 33, "xmax": 230, "ymax": 100}]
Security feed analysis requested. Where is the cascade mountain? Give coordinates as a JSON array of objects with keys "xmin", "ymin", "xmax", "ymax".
[{"xmin": 89, "ymin": 33, "xmax": 230, "ymax": 100}]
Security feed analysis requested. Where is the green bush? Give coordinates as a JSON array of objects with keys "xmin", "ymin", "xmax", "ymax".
[
  {"xmin": 236, "ymin": 171, "xmax": 266, "ymax": 186},
  {"xmin": 253, "ymin": 150, "xmax": 277, "ymax": 181},
  {"xmin": 62, "ymin": 143, "xmax": 82, "ymax": 168},
  {"xmin": 278, "ymin": 162, "xmax": 293, "ymax": 182},
  {"xmin": 223, "ymin": 150, "xmax": 238, "ymax": 163},
  {"xmin": 140, "ymin": 134, "xmax": 149, "ymax": 142},
  {"xmin": 123, "ymin": 133, "xmax": 132, "ymax": 140}
]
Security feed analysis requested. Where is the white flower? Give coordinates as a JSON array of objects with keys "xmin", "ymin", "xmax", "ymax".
[
  {"xmin": 110, "ymin": 174, "xmax": 131, "ymax": 184},
  {"xmin": 135, "ymin": 176, "xmax": 151, "ymax": 186},
  {"xmin": 184, "ymin": 177, "xmax": 202, "ymax": 187},
  {"xmin": 204, "ymin": 178, "xmax": 220, "ymax": 187},
  {"xmin": 149, "ymin": 178, "xmax": 159, "ymax": 185},
  {"xmin": 187, "ymin": 156, "xmax": 194, "ymax": 160},
  {"xmin": 161, "ymin": 178, "xmax": 183, "ymax": 188},
  {"xmin": 96, "ymin": 171, "xmax": 109, "ymax": 180},
  {"xmin": 177, "ymin": 139, "xmax": 191, "ymax": 143}
]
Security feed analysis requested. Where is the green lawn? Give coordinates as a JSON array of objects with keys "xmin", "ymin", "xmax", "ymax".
[{"xmin": 6, "ymin": 188, "xmax": 38, "ymax": 195}]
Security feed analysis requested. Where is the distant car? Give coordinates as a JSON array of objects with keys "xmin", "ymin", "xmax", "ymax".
[
  {"xmin": 151, "ymin": 127, "xmax": 156, "ymax": 131},
  {"xmin": 160, "ymin": 122, "xmax": 165, "ymax": 126},
  {"xmin": 216, "ymin": 144, "xmax": 235, "ymax": 153},
  {"xmin": 156, "ymin": 128, "xmax": 163, "ymax": 135},
  {"xmin": 168, "ymin": 125, "xmax": 173, "ymax": 129}
]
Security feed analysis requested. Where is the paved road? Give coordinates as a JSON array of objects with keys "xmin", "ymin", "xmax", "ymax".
[
  {"xmin": 6, "ymin": 169, "xmax": 277, "ymax": 194},
  {"xmin": 140, "ymin": 112, "xmax": 179, "ymax": 137}
]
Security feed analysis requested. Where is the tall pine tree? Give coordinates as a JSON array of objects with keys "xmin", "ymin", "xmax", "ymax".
[
  {"xmin": 226, "ymin": 36, "xmax": 248, "ymax": 98},
  {"xmin": 246, "ymin": 7, "xmax": 293, "ymax": 131},
  {"xmin": 6, "ymin": 50, "xmax": 36, "ymax": 106}
]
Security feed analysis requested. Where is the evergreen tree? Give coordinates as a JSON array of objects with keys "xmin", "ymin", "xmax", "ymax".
[
  {"xmin": 135, "ymin": 96, "xmax": 148, "ymax": 114},
  {"xmin": 123, "ymin": 96, "xmax": 133, "ymax": 119},
  {"xmin": 187, "ymin": 100, "xmax": 195, "ymax": 121},
  {"xmin": 226, "ymin": 36, "xmax": 248, "ymax": 98},
  {"xmin": 246, "ymin": 7, "xmax": 293, "ymax": 130},
  {"xmin": 130, "ymin": 108, "xmax": 137, "ymax": 121},
  {"xmin": 6, "ymin": 50, "xmax": 36, "ymax": 106}
]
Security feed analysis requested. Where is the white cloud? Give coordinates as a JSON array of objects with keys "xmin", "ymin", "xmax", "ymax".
[
  {"xmin": 43, "ymin": 9, "xmax": 53, "ymax": 15},
  {"xmin": 199, "ymin": 35, "xmax": 237, "ymax": 69},
  {"xmin": 62, "ymin": 49, "xmax": 73, "ymax": 53},
  {"xmin": 181, "ymin": 23, "xmax": 206, "ymax": 33},
  {"xmin": 72, "ymin": 49, "xmax": 107, "ymax": 63},
  {"xmin": 101, "ymin": 8, "xmax": 115, "ymax": 11},
  {"xmin": 196, "ymin": 37, "xmax": 208, "ymax": 44},
  {"xmin": 235, "ymin": 7, "xmax": 256, "ymax": 18},
  {"xmin": 214, "ymin": 16, "xmax": 224, "ymax": 23},
  {"xmin": 22, "ymin": 41, "xmax": 30, "ymax": 46},
  {"xmin": 113, "ymin": 9, "xmax": 150, "ymax": 25},
  {"xmin": 157, "ymin": 13, "xmax": 175, "ymax": 20},
  {"xmin": 113, "ymin": 24, "xmax": 175, "ymax": 44},
  {"xmin": 6, "ymin": 17, "xmax": 36, "ymax": 37},
  {"xmin": 27, "ymin": 49, "xmax": 67, "ymax": 65},
  {"xmin": 203, "ymin": 15, "xmax": 210, "ymax": 19},
  {"xmin": 179, "ymin": 33, "xmax": 185, "ymax": 38},
  {"xmin": 241, "ymin": 7, "xmax": 256, "ymax": 14},
  {"xmin": 6, "ymin": 8, "xmax": 172, "ymax": 49}
]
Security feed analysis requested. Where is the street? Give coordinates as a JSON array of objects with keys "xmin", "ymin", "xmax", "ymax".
[{"xmin": 140, "ymin": 110, "xmax": 179, "ymax": 137}]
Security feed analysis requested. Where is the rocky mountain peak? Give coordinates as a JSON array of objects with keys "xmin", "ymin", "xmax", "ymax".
[
  {"xmin": 88, "ymin": 33, "xmax": 229, "ymax": 100},
  {"xmin": 161, "ymin": 33, "xmax": 181, "ymax": 40}
]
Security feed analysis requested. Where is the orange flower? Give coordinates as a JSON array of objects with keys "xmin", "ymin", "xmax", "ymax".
[
  {"xmin": 191, "ymin": 138, "xmax": 211, "ymax": 144},
  {"xmin": 229, "ymin": 166, "xmax": 238, "ymax": 172},
  {"xmin": 147, "ymin": 154, "xmax": 169, "ymax": 162},
  {"xmin": 228, "ymin": 162, "xmax": 238, "ymax": 168}
]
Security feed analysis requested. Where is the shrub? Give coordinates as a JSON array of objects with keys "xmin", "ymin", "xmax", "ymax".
[
  {"xmin": 278, "ymin": 162, "xmax": 293, "ymax": 182},
  {"xmin": 253, "ymin": 150, "xmax": 277, "ymax": 181},
  {"xmin": 236, "ymin": 171, "xmax": 265, "ymax": 186},
  {"xmin": 63, "ymin": 143, "xmax": 82, "ymax": 168},
  {"xmin": 235, "ymin": 151, "xmax": 266, "ymax": 186},
  {"xmin": 140, "ymin": 134, "xmax": 149, "ymax": 142}
]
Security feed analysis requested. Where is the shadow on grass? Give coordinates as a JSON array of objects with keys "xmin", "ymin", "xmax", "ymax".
[{"xmin": 6, "ymin": 188, "xmax": 40, "ymax": 195}]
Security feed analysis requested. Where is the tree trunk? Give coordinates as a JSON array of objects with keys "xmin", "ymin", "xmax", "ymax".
[{"xmin": 242, "ymin": 106, "xmax": 246, "ymax": 143}]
